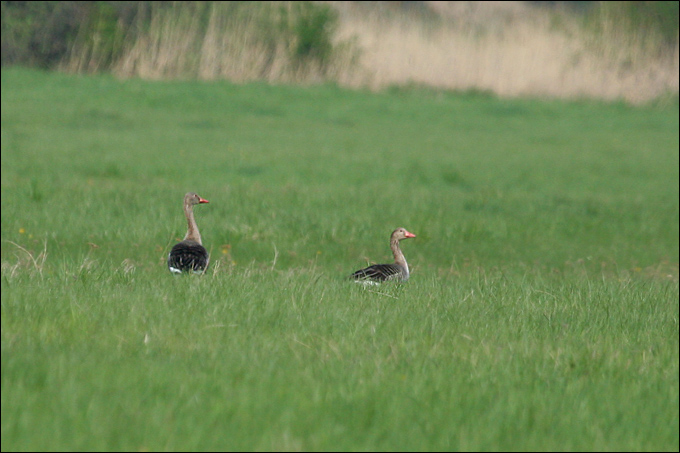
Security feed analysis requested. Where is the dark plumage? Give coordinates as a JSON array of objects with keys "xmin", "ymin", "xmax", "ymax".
[
  {"xmin": 168, "ymin": 240, "xmax": 209, "ymax": 274},
  {"xmin": 350, "ymin": 263, "xmax": 406, "ymax": 281},
  {"xmin": 168, "ymin": 192, "xmax": 209, "ymax": 274},
  {"xmin": 350, "ymin": 227, "xmax": 416, "ymax": 283}
]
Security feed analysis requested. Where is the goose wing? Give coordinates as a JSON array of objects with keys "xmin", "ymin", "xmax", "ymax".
[
  {"xmin": 168, "ymin": 240, "xmax": 209, "ymax": 274},
  {"xmin": 350, "ymin": 263, "xmax": 405, "ymax": 282}
]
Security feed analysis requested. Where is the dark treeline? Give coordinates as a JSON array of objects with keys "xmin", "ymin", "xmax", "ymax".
[
  {"xmin": 1, "ymin": 1, "xmax": 340, "ymax": 73},
  {"xmin": 1, "ymin": 1, "xmax": 139, "ymax": 68}
]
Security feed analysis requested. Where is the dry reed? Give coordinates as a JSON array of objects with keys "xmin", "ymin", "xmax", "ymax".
[
  {"xmin": 69, "ymin": 1, "xmax": 677, "ymax": 103},
  {"xmin": 332, "ymin": 1, "xmax": 679, "ymax": 103}
]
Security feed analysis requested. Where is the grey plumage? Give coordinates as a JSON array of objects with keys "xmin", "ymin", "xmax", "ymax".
[{"xmin": 350, "ymin": 227, "xmax": 416, "ymax": 283}]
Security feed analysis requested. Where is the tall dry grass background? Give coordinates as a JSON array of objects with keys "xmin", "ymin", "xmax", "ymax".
[
  {"xmin": 97, "ymin": 2, "xmax": 355, "ymax": 84},
  {"xmin": 332, "ymin": 1, "xmax": 679, "ymax": 103},
  {"xmin": 63, "ymin": 1, "xmax": 679, "ymax": 104}
]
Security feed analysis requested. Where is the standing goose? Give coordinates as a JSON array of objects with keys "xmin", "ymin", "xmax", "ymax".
[
  {"xmin": 168, "ymin": 192, "xmax": 210, "ymax": 274},
  {"xmin": 350, "ymin": 227, "xmax": 416, "ymax": 283}
]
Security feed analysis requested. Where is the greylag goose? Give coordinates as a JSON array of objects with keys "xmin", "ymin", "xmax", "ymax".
[
  {"xmin": 350, "ymin": 227, "xmax": 416, "ymax": 283},
  {"xmin": 168, "ymin": 192, "xmax": 209, "ymax": 274}
]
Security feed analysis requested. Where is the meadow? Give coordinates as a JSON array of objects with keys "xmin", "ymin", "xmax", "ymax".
[{"xmin": 1, "ymin": 67, "xmax": 678, "ymax": 451}]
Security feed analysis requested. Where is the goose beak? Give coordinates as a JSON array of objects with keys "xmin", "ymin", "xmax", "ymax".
[
  {"xmin": 405, "ymin": 231, "xmax": 416, "ymax": 238},
  {"xmin": 199, "ymin": 197, "xmax": 209, "ymax": 204}
]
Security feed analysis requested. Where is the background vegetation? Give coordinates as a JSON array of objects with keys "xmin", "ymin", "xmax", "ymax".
[
  {"xmin": 1, "ymin": 1, "xmax": 347, "ymax": 82},
  {"xmin": 1, "ymin": 1, "xmax": 678, "ymax": 102},
  {"xmin": 1, "ymin": 66, "xmax": 678, "ymax": 450}
]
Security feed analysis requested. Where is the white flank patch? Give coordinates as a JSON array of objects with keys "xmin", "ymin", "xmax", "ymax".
[
  {"xmin": 355, "ymin": 280, "xmax": 381, "ymax": 287},
  {"xmin": 169, "ymin": 266, "xmax": 183, "ymax": 274}
]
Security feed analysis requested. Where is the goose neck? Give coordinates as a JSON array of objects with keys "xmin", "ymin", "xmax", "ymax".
[
  {"xmin": 391, "ymin": 239, "xmax": 407, "ymax": 269},
  {"xmin": 183, "ymin": 202, "xmax": 202, "ymax": 244}
]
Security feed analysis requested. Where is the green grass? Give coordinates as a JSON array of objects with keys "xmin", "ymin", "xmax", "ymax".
[{"xmin": 2, "ymin": 67, "xmax": 678, "ymax": 451}]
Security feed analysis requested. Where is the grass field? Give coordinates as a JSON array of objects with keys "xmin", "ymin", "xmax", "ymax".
[{"xmin": 1, "ymin": 67, "xmax": 678, "ymax": 451}]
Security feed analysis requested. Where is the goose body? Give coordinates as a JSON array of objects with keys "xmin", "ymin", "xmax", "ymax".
[
  {"xmin": 168, "ymin": 192, "xmax": 209, "ymax": 274},
  {"xmin": 168, "ymin": 240, "xmax": 209, "ymax": 274},
  {"xmin": 350, "ymin": 228, "xmax": 416, "ymax": 283}
]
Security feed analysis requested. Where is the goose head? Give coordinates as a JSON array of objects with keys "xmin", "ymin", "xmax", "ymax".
[
  {"xmin": 185, "ymin": 192, "xmax": 209, "ymax": 206},
  {"xmin": 391, "ymin": 227, "xmax": 416, "ymax": 241}
]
